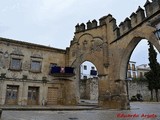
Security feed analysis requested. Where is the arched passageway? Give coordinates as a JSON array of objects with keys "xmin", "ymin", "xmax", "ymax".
[
  {"xmin": 126, "ymin": 39, "xmax": 160, "ymax": 102},
  {"xmin": 79, "ymin": 61, "xmax": 99, "ymax": 102}
]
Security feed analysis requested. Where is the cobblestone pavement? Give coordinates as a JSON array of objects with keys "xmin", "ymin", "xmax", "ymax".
[{"xmin": 1, "ymin": 102, "xmax": 160, "ymax": 120}]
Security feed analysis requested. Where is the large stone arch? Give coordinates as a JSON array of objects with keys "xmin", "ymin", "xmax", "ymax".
[
  {"xmin": 69, "ymin": 0, "xmax": 160, "ymax": 109},
  {"xmin": 119, "ymin": 25, "xmax": 160, "ymax": 80}
]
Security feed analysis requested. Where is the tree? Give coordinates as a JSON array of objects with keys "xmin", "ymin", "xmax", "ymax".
[
  {"xmin": 146, "ymin": 42, "xmax": 160, "ymax": 102},
  {"xmin": 145, "ymin": 71, "xmax": 154, "ymax": 101}
]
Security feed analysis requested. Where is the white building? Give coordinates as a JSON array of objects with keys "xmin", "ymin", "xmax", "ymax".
[
  {"xmin": 127, "ymin": 61, "xmax": 150, "ymax": 79},
  {"xmin": 80, "ymin": 61, "xmax": 98, "ymax": 79},
  {"xmin": 127, "ymin": 61, "xmax": 137, "ymax": 79},
  {"xmin": 137, "ymin": 64, "xmax": 150, "ymax": 78}
]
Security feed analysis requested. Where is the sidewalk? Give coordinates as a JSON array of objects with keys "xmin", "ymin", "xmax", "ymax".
[
  {"xmin": 0, "ymin": 100, "xmax": 99, "ymax": 111},
  {"xmin": 0, "ymin": 105, "xmax": 99, "ymax": 111},
  {"xmin": 1, "ymin": 101, "xmax": 158, "ymax": 111}
]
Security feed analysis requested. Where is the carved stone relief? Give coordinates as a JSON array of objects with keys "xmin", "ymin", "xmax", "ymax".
[
  {"xmin": 3, "ymin": 51, "xmax": 10, "ymax": 68},
  {"xmin": 11, "ymin": 72, "xmax": 18, "ymax": 79},
  {"xmin": 23, "ymin": 61, "xmax": 30, "ymax": 71},
  {"xmin": 90, "ymin": 38, "xmax": 103, "ymax": 52},
  {"xmin": 0, "ymin": 54, "xmax": 4, "ymax": 68},
  {"xmin": 31, "ymin": 50, "xmax": 43, "ymax": 58},
  {"xmin": 32, "ymin": 74, "xmax": 38, "ymax": 80},
  {"xmin": 12, "ymin": 47, "xmax": 23, "ymax": 55},
  {"xmin": 4, "ymin": 51, "xmax": 9, "ymax": 58},
  {"xmin": 82, "ymin": 40, "xmax": 87, "ymax": 50}
]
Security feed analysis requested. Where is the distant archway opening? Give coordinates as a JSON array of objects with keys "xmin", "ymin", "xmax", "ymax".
[{"xmin": 79, "ymin": 61, "xmax": 98, "ymax": 102}]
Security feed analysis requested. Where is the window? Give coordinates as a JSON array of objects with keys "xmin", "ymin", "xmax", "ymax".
[
  {"xmin": 140, "ymin": 72, "xmax": 143, "ymax": 78},
  {"xmin": 84, "ymin": 65, "xmax": 87, "ymax": 70},
  {"xmin": 132, "ymin": 64, "xmax": 136, "ymax": 71},
  {"xmin": 133, "ymin": 72, "xmax": 136, "ymax": 78},
  {"xmin": 30, "ymin": 61, "xmax": 41, "ymax": 72},
  {"xmin": 127, "ymin": 71, "xmax": 131, "ymax": 78},
  {"xmin": 91, "ymin": 66, "xmax": 95, "ymax": 70},
  {"xmin": 128, "ymin": 64, "xmax": 131, "ymax": 70},
  {"xmin": 10, "ymin": 58, "xmax": 22, "ymax": 70}
]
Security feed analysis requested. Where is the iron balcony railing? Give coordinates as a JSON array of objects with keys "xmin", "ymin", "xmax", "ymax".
[{"xmin": 50, "ymin": 66, "xmax": 75, "ymax": 77}]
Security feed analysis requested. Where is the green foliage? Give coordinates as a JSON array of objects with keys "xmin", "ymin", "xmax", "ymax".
[
  {"xmin": 147, "ymin": 42, "xmax": 160, "ymax": 89},
  {"xmin": 148, "ymin": 42, "xmax": 160, "ymax": 78},
  {"xmin": 146, "ymin": 42, "xmax": 160, "ymax": 101},
  {"xmin": 145, "ymin": 71, "xmax": 156, "ymax": 90},
  {"xmin": 132, "ymin": 77, "xmax": 147, "ymax": 83}
]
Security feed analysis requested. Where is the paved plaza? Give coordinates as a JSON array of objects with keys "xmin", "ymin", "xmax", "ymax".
[{"xmin": 1, "ymin": 102, "xmax": 160, "ymax": 120}]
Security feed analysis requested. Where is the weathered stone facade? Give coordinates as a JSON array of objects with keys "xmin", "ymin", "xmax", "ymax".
[
  {"xmin": 0, "ymin": 38, "xmax": 76, "ymax": 106},
  {"xmin": 1, "ymin": 0, "xmax": 160, "ymax": 109}
]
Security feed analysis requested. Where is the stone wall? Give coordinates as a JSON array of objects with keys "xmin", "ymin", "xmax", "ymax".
[
  {"xmin": 128, "ymin": 80, "xmax": 160, "ymax": 101},
  {"xmin": 79, "ymin": 78, "xmax": 98, "ymax": 100},
  {"xmin": 80, "ymin": 79, "xmax": 160, "ymax": 102}
]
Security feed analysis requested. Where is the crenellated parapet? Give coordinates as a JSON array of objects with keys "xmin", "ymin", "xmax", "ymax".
[
  {"xmin": 75, "ymin": 14, "xmax": 114, "ymax": 33},
  {"xmin": 114, "ymin": 6, "xmax": 146, "ymax": 39},
  {"xmin": 75, "ymin": 20, "xmax": 97, "ymax": 33},
  {"xmin": 144, "ymin": 0, "xmax": 160, "ymax": 17},
  {"xmin": 75, "ymin": 0, "xmax": 160, "ymax": 41},
  {"xmin": 118, "ymin": 18, "xmax": 132, "ymax": 35},
  {"xmin": 113, "ymin": 0, "xmax": 160, "ymax": 40}
]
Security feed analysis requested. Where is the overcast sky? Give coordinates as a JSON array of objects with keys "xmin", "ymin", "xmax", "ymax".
[{"xmin": 0, "ymin": 0, "xmax": 159, "ymax": 66}]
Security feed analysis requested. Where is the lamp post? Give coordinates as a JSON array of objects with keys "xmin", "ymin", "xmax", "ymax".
[
  {"xmin": 125, "ymin": 77, "xmax": 132, "ymax": 109},
  {"xmin": 125, "ymin": 78, "xmax": 132, "ymax": 100}
]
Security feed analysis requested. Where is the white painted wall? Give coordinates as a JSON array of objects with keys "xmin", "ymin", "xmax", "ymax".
[{"xmin": 80, "ymin": 61, "xmax": 98, "ymax": 79}]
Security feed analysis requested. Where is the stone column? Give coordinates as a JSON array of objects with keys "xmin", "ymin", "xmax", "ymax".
[{"xmin": 98, "ymin": 78, "xmax": 129, "ymax": 109}]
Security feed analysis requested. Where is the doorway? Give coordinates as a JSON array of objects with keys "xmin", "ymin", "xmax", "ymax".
[
  {"xmin": 27, "ymin": 87, "xmax": 39, "ymax": 105},
  {"xmin": 5, "ymin": 85, "xmax": 19, "ymax": 105}
]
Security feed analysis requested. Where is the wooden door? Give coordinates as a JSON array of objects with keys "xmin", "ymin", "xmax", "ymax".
[
  {"xmin": 28, "ymin": 87, "xmax": 39, "ymax": 105},
  {"xmin": 5, "ymin": 85, "xmax": 19, "ymax": 105},
  {"xmin": 47, "ymin": 87, "xmax": 58, "ymax": 105}
]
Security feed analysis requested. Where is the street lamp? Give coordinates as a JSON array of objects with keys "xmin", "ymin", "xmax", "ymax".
[
  {"xmin": 125, "ymin": 78, "xmax": 132, "ymax": 100},
  {"xmin": 125, "ymin": 77, "xmax": 132, "ymax": 109}
]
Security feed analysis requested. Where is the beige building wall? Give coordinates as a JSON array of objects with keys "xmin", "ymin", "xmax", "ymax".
[{"xmin": 0, "ymin": 38, "xmax": 76, "ymax": 106}]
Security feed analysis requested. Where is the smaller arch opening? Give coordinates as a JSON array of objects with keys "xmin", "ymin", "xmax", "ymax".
[{"xmin": 79, "ymin": 61, "xmax": 98, "ymax": 104}]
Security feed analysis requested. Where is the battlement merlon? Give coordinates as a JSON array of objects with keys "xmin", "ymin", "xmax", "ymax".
[{"xmin": 74, "ymin": 14, "xmax": 117, "ymax": 33}]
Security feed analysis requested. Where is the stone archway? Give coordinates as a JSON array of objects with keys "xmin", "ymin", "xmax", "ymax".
[
  {"xmin": 119, "ymin": 28, "xmax": 160, "ymax": 81},
  {"xmin": 68, "ymin": 0, "xmax": 160, "ymax": 109},
  {"xmin": 69, "ymin": 32, "xmax": 109, "ymax": 105},
  {"xmin": 110, "ymin": 26, "xmax": 160, "ymax": 109},
  {"xmin": 79, "ymin": 61, "xmax": 99, "ymax": 102}
]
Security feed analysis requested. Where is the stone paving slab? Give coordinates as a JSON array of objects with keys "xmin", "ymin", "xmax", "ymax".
[{"xmin": 0, "ymin": 102, "xmax": 160, "ymax": 120}]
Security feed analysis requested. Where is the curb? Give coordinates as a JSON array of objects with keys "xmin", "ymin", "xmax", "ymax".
[{"xmin": 0, "ymin": 106, "xmax": 99, "ymax": 111}]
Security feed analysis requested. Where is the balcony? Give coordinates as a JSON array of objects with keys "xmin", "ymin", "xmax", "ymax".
[
  {"xmin": 50, "ymin": 66, "xmax": 75, "ymax": 77},
  {"xmin": 90, "ymin": 70, "xmax": 98, "ymax": 76}
]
